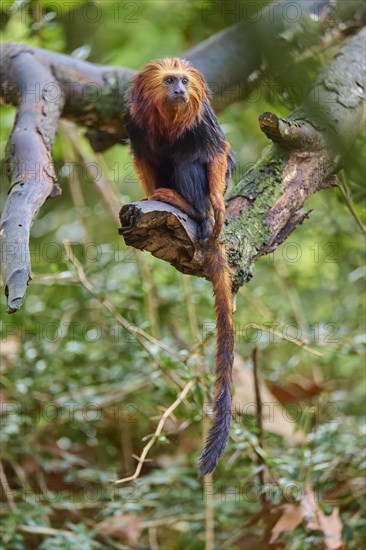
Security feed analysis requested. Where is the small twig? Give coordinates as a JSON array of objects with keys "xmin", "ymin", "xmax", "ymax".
[
  {"xmin": 204, "ymin": 472, "xmax": 215, "ymax": 550},
  {"xmin": 305, "ymin": 406, "xmax": 317, "ymax": 488},
  {"xmin": 48, "ymin": 247, "xmax": 212, "ymax": 371},
  {"xmin": 141, "ymin": 513, "xmax": 204, "ymax": 528},
  {"xmin": 238, "ymin": 291, "xmax": 337, "ymax": 356},
  {"xmin": 256, "ymin": 324, "xmax": 323, "ymax": 357},
  {"xmin": 182, "ymin": 275, "xmax": 199, "ymax": 338},
  {"xmin": 63, "ymin": 240, "xmax": 192, "ymax": 392},
  {"xmin": 338, "ymin": 174, "xmax": 366, "ymax": 235},
  {"xmin": 59, "ymin": 123, "xmax": 90, "ymax": 243},
  {"xmin": 30, "ymin": 250, "xmax": 194, "ymax": 392},
  {"xmin": 252, "ymin": 346, "xmax": 267, "ymax": 506},
  {"xmin": 202, "ymin": 386, "xmax": 215, "ymax": 550},
  {"xmin": 99, "ymin": 541, "xmax": 129, "ymax": 550},
  {"xmin": 138, "ymin": 252, "xmax": 160, "ymax": 339},
  {"xmin": 63, "ymin": 241, "xmax": 181, "ymax": 361},
  {"xmin": 68, "ymin": 125, "xmax": 164, "ymax": 339},
  {"xmin": 252, "ymin": 347, "xmax": 263, "ymax": 448},
  {"xmin": 148, "ymin": 526, "xmax": 159, "ymax": 550},
  {"xmin": 18, "ymin": 525, "xmax": 74, "ymax": 537},
  {"xmin": 56, "ymin": 379, "xmax": 151, "ymax": 408},
  {"xmin": 239, "ymin": 286, "xmax": 274, "ymax": 319},
  {"xmin": 230, "ymin": 429, "xmax": 288, "ymax": 502},
  {"xmin": 68, "ymin": 126, "xmax": 122, "ymax": 225},
  {"xmin": 274, "ymin": 261, "xmax": 308, "ymax": 330},
  {"xmin": 0, "ymin": 460, "xmax": 15, "ymax": 512},
  {"xmin": 112, "ymin": 380, "xmax": 194, "ymax": 485},
  {"xmin": 186, "ymin": 330, "xmax": 215, "ymax": 359}
]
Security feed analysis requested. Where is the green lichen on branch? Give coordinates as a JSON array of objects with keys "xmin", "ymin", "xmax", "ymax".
[
  {"xmin": 227, "ymin": 146, "xmax": 287, "ymax": 200},
  {"xmin": 224, "ymin": 146, "xmax": 288, "ymax": 289}
]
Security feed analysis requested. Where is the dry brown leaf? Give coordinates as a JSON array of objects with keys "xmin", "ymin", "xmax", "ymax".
[
  {"xmin": 303, "ymin": 487, "xmax": 344, "ymax": 550},
  {"xmin": 318, "ymin": 507, "xmax": 344, "ymax": 550},
  {"xmin": 269, "ymin": 504, "xmax": 303, "ymax": 543},
  {"xmin": 233, "ymin": 358, "xmax": 304, "ymax": 443},
  {"xmin": 268, "ymin": 376, "xmax": 324, "ymax": 403},
  {"xmin": 96, "ymin": 513, "xmax": 141, "ymax": 544},
  {"xmin": 270, "ymin": 486, "xmax": 344, "ymax": 549}
]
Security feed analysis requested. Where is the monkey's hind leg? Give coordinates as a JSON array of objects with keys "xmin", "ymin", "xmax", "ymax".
[{"xmin": 150, "ymin": 188, "xmax": 203, "ymax": 222}]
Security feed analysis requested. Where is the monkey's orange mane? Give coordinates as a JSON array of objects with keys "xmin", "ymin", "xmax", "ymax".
[{"xmin": 126, "ymin": 58, "xmax": 210, "ymax": 142}]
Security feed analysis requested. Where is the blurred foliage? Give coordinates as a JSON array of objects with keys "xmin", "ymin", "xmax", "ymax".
[{"xmin": 0, "ymin": 1, "xmax": 365, "ymax": 549}]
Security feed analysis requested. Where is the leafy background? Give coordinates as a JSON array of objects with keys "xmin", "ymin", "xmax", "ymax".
[{"xmin": 0, "ymin": 1, "xmax": 365, "ymax": 549}]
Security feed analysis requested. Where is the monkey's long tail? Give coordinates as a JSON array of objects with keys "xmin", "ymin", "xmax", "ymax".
[{"xmin": 198, "ymin": 241, "xmax": 234, "ymax": 477}]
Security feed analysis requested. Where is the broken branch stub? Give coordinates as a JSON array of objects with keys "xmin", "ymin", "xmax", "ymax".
[{"xmin": 119, "ymin": 201, "xmax": 207, "ymax": 278}]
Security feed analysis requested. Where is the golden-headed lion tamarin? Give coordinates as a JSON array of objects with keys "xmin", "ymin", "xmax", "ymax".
[{"xmin": 124, "ymin": 57, "xmax": 236, "ymax": 476}]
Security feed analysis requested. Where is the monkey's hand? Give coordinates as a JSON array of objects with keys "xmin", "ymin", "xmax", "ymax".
[{"xmin": 210, "ymin": 193, "xmax": 225, "ymax": 238}]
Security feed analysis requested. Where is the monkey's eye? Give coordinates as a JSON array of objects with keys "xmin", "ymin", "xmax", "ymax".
[
  {"xmin": 182, "ymin": 77, "xmax": 189, "ymax": 85},
  {"xmin": 164, "ymin": 77, "xmax": 173, "ymax": 85}
]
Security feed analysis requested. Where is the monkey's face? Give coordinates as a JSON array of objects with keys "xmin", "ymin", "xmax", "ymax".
[
  {"xmin": 127, "ymin": 58, "xmax": 208, "ymax": 133},
  {"xmin": 163, "ymin": 73, "xmax": 189, "ymax": 105}
]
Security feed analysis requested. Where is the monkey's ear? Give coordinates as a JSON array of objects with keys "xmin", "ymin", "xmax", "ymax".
[
  {"xmin": 124, "ymin": 71, "xmax": 144, "ymax": 109},
  {"xmin": 205, "ymin": 82, "xmax": 213, "ymax": 100}
]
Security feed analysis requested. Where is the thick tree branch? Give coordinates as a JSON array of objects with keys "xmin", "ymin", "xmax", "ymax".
[
  {"xmin": 0, "ymin": 52, "xmax": 64, "ymax": 312},
  {"xmin": 0, "ymin": 0, "xmax": 365, "ymax": 311},
  {"xmin": 119, "ymin": 27, "xmax": 365, "ymax": 292},
  {"xmin": 0, "ymin": 43, "xmax": 134, "ymax": 149}
]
